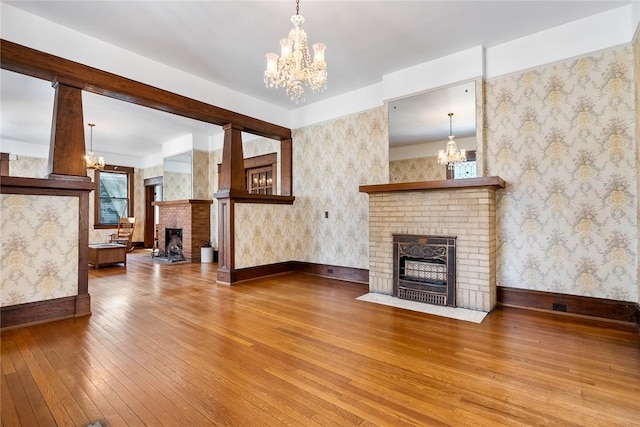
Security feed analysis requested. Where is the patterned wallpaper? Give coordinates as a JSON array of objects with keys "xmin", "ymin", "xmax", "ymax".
[
  {"xmin": 486, "ymin": 45, "xmax": 637, "ymax": 301},
  {"xmin": 8, "ymin": 156, "xmax": 47, "ymax": 178},
  {"xmin": 235, "ymin": 108, "xmax": 388, "ymax": 269},
  {"xmin": 163, "ymin": 171, "xmax": 191, "ymax": 201},
  {"xmin": 1, "ymin": 194, "xmax": 79, "ymax": 306},
  {"xmin": 635, "ymin": 32, "xmax": 640, "ymax": 304},
  {"xmin": 389, "ymin": 156, "xmax": 445, "ymax": 182},
  {"xmin": 192, "ymin": 149, "xmax": 210, "ymax": 200}
]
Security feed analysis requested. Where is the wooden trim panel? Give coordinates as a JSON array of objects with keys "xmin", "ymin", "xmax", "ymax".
[
  {"xmin": 0, "ymin": 152, "xmax": 8, "ymax": 176},
  {"xmin": 0, "ymin": 176, "xmax": 95, "ymax": 192},
  {"xmin": 228, "ymin": 262, "xmax": 294, "ymax": 284},
  {"xmin": 223, "ymin": 261, "xmax": 368, "ymax": 285},
  {"xmin": 359, "ymin": 176, "xmax": 506, "ymax": 194},
  {"xmin": 497, "ymin": 286, "xmax": 637, "ymax": 324},
  {"xmin": 153, "ymin": 199, "xmax": 214, "ymax": 207},
  {"xmin": 214, "ymin": 192, "xmax": 295, "ymax": 205},
  {"xmin": 636, "ymin": 304, "xmax": 640, "ymax": 333},
  {"xmin": 291, "ymin": 261, "xmax": 369, "ymax": 284},
  {"xmin": 0, "ymin": 295, "xmax": 90, "ymax": 330}
]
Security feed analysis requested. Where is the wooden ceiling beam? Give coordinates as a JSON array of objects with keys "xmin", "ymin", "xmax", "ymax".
[{"xmin": 0, "ymin": 39, "xmax": 292, "ymax": 141}]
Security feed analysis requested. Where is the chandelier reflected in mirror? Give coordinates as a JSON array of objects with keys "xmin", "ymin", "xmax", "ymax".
[
  {"xmin": 264, "ymin": 0, "xmax": 327, "ymax": 104},
  {"xmin": 437, "ymin": 113, "xmax": 466, "ymax": 170},
  {"xmin": 85, "ymin": 123, "xmax": 105, "ymax": 171}
]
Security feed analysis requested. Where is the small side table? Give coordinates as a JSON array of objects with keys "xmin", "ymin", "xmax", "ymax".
[{"xmin": 88, "ymin": 243, "xmax": 127, "ymax": 268}]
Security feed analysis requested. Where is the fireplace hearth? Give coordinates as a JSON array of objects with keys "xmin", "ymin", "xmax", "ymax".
[{"xmin": 393, "ymin": 234, "xmax": 456, "ymax": 306}]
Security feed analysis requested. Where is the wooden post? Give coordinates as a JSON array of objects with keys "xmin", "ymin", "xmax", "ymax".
[
  {"xmin": 218, "ymin": 124, "xmax": 246, "ymax": 193},
  {"xmin": 47, "ymin": 77, "xmax": 90, "ymax": 181},
  {"xmin": 215, "ymin": 124, "xmax": 245, "ymax": 284},
  {"xmin": 281, "ymin": 138, "xmax": 292, "ymax": 196}
]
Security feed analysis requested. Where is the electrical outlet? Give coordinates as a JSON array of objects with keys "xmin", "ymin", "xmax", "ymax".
[
  {"xmin": 552, "ymin": 303, "xmax": 567, "ymax": 312},
  {"xmin": 325, "ymin": 211, "xmax": 329, "ymax": 219},
  {"xmin": 328, "ymin": 268, "xmax": 334, "ymax": 274}
]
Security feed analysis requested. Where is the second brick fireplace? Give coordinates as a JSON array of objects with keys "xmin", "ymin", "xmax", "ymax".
[{"xmin": 153, "ymin": 199, "xmax": 213, "ymax": 262}]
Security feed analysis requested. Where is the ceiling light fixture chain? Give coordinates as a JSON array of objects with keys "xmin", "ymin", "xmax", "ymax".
[
  {"xmin": 264, "ymin": 0, "xmax": 327, "ymax": 104},
  {"xmin": 437, "ymin": 113, "xmax": 466, "ymax": 171},
  {"xmin": 85, "ymin": 123, "xmax": 105, "ymax": 171}
]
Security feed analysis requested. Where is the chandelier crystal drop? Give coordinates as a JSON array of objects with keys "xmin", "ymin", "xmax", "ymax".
[
  {"xmin": 437, "ymin": 113, "xmax": 466, "ymax": 171},
  {"xmin": 85, "ymin": 123, "xmax": 105, "ymax": 171},
  {"xmin": 264, "ymin": 0, "xmax": 327, "ymax": 104}
]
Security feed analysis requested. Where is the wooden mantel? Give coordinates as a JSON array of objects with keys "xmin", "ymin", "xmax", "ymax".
[{"xmin": 359, "ymin": 176, "xmax": 505, "ymax": 194}]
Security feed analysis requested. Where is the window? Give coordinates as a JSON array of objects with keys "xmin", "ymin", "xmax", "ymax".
[
  {"xmin": 217, "ymin": 153, "xmax": 277, "ymax": 195},
  {"xmin": 94, "ymin": 165, "xmax": 134, "ymax": 227},
  {"xmin": 246, "ymin": 166, "xmax": 274, "ymax": 195},
  {"xmin": 447, "ymin": 151, "xmax": 477, "ymax": 180}
]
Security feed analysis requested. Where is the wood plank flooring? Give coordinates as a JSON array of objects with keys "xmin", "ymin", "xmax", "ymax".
[{"xmin": 2, "ymin": 250, "xmax": 639, "ymax": 426}]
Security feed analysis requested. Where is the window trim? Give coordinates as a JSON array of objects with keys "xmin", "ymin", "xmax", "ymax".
[{"xmin": 93, "ymin": 165, "xmax": 135, "ymax": 229}]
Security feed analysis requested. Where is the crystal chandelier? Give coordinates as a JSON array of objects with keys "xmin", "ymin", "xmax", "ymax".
[
  {"xmin": 438, "ymin": 113, "xmax": 466, "ymax": 170},
  {"xmin": 85, "ymin": 123, "xmax": 105, "ymax": 171},
  {"xmin": 264, "ymin": 0, "xmax": 327, "ymax": 104}
]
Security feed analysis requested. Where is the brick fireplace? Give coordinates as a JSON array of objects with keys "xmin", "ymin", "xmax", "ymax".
[
  {"xmin": 153, "ymin": 199, "xmax": 213, "ymax": 262},
  {"xmin": 360, "ymin": 177, "xmax": 505, "ymax": 312}
]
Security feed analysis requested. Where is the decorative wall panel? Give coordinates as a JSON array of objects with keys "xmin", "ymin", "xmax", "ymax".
[
  {"xmin": 234, "ymin": 107, "xmax": 388, "ymax": 269},
  {"xmin": 635, "ymin": 32, "xmax": 640, "ymax": 305},
  {"xmin": 486, "ymin": 45, "xmax": 637, "ymax": 301},
  {"xmin": 192, "ymin": 149, "xmax": 210, "ymax": 200},
  {"xmin": 390, "ymin": 156, "xmax": 445, "ymax": 183},
  {"xmin": 1, "ymin": 194, "xmax": 78, "ymax": 306},
  {"xmin": 8, "ymin": 156, "xmax": 47, "ymax": 178},
  {"xmin": 163, "ymin": 171, "xmax": 191, "ymax": 201}
]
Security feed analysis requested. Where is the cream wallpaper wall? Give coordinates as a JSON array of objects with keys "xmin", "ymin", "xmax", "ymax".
[
  {"xmin": 234, "ymin": 108, "xmax": 388, "ymax": 269},
  {"xmin": 163, "ymin": 171, "xmax": 191, "ymax": 201},
  {"xmin": 192, "ymin": 149, "xmax": 210, "ymax": 200},
  {"xmin": 1, "ymin": 194, "xmax": 79, "ymax": 306},
  {"xmin": 486, "ymin": 45, "xmax": 637, "ymax": 301},
  {"xmin": 635, "ymin": 31, "xmax": 640, "ymax": 305},
  {"xmin": 8, "ymin": 156, "xmax": 47, "ymax": 178},
  {"xmin": 389, "ymin": 156, "xmax": 445, "ymax": 182}
]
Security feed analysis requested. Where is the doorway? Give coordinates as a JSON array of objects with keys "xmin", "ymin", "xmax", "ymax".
[{"xmin": 144, "ymin": 177, "xmax": 163, "ymax": 248}]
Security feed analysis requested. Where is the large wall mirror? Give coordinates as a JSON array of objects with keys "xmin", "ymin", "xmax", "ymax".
[
  {"xmin": 388, "ymin": 80, "xmax": 479, "ymax": 182},
  {"xmin": 163, "ymin": 151, "xmax": 192, "ymax": 200}
]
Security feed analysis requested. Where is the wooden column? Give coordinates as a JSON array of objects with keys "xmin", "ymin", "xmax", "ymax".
[
  {"xmin": 48, "ymin": 77, "xmax": 90, "ymax": 182},
  {"xmin": 218, "ymin": 124, "xmax": 247, "ymax": 194},
  {"xmin": 0, "ymin": 153, "xmax": 9, "ymax": 176},
  {"xmin": 281, "ymin": 138, "xmax": 292, "ymax": 196},
  {"xmin": 215, "ymin": 124, "xmax": 246, "ymax": 284}
]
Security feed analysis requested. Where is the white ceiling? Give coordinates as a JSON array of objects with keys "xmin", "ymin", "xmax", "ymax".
[{"xmin": 0, "ymin": 1, "xmax": 632, "ymax": 163}]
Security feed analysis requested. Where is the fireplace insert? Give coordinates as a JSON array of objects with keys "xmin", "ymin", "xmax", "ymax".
[{"xmin": 393, "ymin": 234, "xmax": 456, "ymax": 306}]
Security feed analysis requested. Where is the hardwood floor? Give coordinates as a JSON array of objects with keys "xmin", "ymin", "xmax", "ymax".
[{"xmin": 2, "ymin": 250, "xmax": 639, "ymax": 426}]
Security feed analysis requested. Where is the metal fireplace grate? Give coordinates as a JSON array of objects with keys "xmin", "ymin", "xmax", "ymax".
[
  {"xmin": 393, "ymin": 235, "xmax": 456, "ymax": 307},
  {"xmin": 403, "ymin": 259, "xmax": 446, "ymax": 283},
  {"xmin": 397, "ymin": 287, "xmax": 447, "ymax": 305}
]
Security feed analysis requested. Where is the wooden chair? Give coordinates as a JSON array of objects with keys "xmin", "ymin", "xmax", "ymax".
[{"xmin": 109, "ymin": 217, "xmax": 136, "ymax": 252}]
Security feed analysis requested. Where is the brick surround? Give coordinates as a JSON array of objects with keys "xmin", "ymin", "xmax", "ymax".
[
  {"xmin": 367, "ymin": 187, "xmax": 499, "ymax": 312},
  {"xmin": 154, "ymin": 199, "xmax": 213, "ymax": 262}
]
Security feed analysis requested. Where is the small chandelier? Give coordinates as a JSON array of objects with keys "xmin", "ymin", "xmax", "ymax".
[
  {"xmin": 438, "ymin": 113, "xmax": 466, "ymax": 170},
  {"xmin": 264, "ymin": 0, "xmax": 327, "ymax": 104},
  {"xmin": 85, "ymin": 123, "xmax": 105, "ymax": 171}
]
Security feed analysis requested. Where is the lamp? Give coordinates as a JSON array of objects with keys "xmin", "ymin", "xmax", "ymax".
[
  {"xmin": 264, "ymin": 0, "xmax": 327, "ymax": 104},
  {"xmin": 85, "ymin": 123, "xmax": 105, "ymax": 171},
  {"xmin": 437, "ymin": 113, "xmax": 466, "ymax": 170}
]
